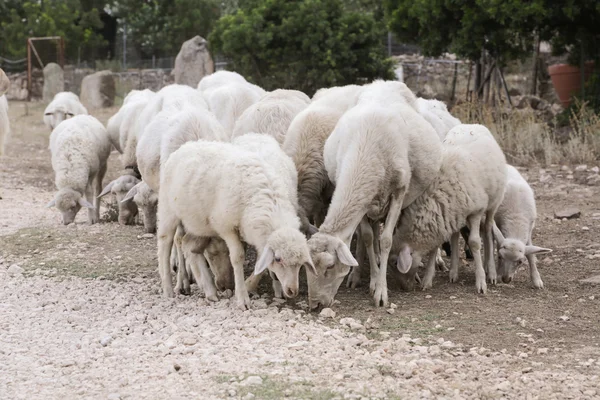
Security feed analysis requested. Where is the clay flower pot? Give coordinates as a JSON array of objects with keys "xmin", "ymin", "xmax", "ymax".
[{"xmin": 548, "ymin": 62, "xmax": 595, "ymax": 108}]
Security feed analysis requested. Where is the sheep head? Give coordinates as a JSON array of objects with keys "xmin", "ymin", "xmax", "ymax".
[
  {"xmin": 306, "ymin": 232, "xmax": 357, "ymax": 310},
  {"xmin": 122, "ymin": 181, "xmax": 158, "ymax": 233},
  {"xmin": 98, "ymin": 175, "xmax": 141, "ymax": 225},
  {"xmin": 46, "ymin": 188, "xmax": 94, "ymax": 225}
]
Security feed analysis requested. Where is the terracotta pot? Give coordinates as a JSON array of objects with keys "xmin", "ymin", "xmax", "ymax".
[{"xmin": 548, "ymin": 61, "xmax": 595, "ymax": 108}]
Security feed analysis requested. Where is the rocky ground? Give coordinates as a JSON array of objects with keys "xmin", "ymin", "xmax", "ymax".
[{"xmin": 1, "ymin": 101, "xmax": 600, "ymax": 399}]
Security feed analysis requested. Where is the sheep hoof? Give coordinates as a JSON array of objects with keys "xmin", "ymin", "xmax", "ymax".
[
  {"xmin": 237, "ymin": 296, "xmax": 251, "ymax": 310},
  {"xmin": 421, "ymin": 281, "xmax": 432, "ymax": 291},
  {"xmin": 488, "ymin": 276, "xmax": 497, "ymax": 285},
  {"xmin": 346, "ymin": 271, "xmax": 360, "ymax": 289},
  {"xmin": 372, "ymin": 285, "xmax": 388, "ymax": 308},
  {"xmin": 476, "ymin": 281, "xmax": 487, "ymax": 294},
  {"xmin": 449, "ymin": 271, "xmax": 458, "ymax": 283},
  {"xmin": 532, "ymin": 280, "xmax": 544, "ymax": 289},
  {"xmin": 206, "ymin": 294, "xmax": 218, "ymax": 302}
]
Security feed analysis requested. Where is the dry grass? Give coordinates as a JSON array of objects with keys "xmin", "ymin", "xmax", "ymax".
[{"xmin": 452, "ymin": 101, "xmax": 600, "ymax": 166}]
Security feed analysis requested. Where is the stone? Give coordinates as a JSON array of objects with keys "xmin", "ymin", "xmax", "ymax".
[
  {"xmin": 172, "ymin": 36, "xmax": 214, "ymax": 87},
  {"xmin": 319, "ymin": 308, "xmax": 336, "ymax": 318},
  {"xmin": 559, "ymin": 315, "xmax": 570, "ymax": 322},
  {"xmin": 100, "ymin": 335, "xmax": 113, "ymax": 347},
  {"xmin": 580, "ymin": 275, "xmax": 600, "ymax": 285},
  {"xmin": 0, "ymin": 68, "xmax": 9, "ymax": 96},
  {"xmin": 7, "ymin": 264, "xmax": 24, "ymax": 276},
  {"xmin": 43, "ymin": 63, "xmax": 64, "ymax": 102},
  {"xmin": 554, "ymin": 208, "xmax": 580, "ymax": 220},
  {"xmin": 240, "ymin": 376, "xmax": 263, "ymax": 386},
  {"xmin": 80, "ymin": 70, "xmax": 115, "ymax": 108}
]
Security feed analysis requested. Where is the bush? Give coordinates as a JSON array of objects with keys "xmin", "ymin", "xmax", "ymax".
[{"xmin": 209, "ymin": 0, "xmax": 394, "ymax": 95}]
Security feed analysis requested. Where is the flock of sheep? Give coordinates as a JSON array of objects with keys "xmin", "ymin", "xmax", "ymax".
[{"xmin": 1, "ymin": 67, "xmax": 553, "ymax": 312}]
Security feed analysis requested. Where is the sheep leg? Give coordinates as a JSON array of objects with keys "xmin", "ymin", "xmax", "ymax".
[
  {"xmin": 85, "ymin": 183, "xmax": 97, "ymax": 225},
  {"xmin": 269, "ymin": 270, "xmax": 284, "ymax": 298},
  {"xmin": 174, "ymin": 226, "xmax": 191, "ymax": 296},
  {"xmin": 373, "ymin": 194, "xmax": 405, "ymax": 308},
  {"xmin": 222, "ymin": 233, "xmax": 251, "ymax": 310},
  {"xmin": 484, "ymin": 210, "xmax": 497, "ymax": 285},
  {"xmin": 245, "ymin": 269, "xmax": 267, "ymax": 294},
  {"xmin": 527, "ymin": 234, "xmax": 544, "ymax": 289},
  {"xmin": 448, "ymin": 231, "xmax": 461, "ymax": 283},
  {"xmin": 347, "ymin": 228, "xmax": 366, "ymax": 288},
  {"xmin": 461, "ymin": 227, "xmax": 473, "ymax": 259},
  {"xmin": 157, "ymin": 216, "xmax": 178, "ymax": 298},
  {"xmin": 466, "ymin": 213, "xmax": 486, "ymax": 294},
  {"xmin": 421, "ymin": 248, "xmax": 438, "ymax": 290},
  {"xmin": 435, "ymin": 248, "xmax": 447, "ymax": 272},
  {"xmin": 183, "ymin": 236, "xmax": 218, "ymax": 302},
  {"xmin": 93, "ymin": 163, "xmax": 107, "ymax": 224}
]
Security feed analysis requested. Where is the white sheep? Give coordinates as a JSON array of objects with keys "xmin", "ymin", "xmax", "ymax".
[
  {"xmin": 46, "ymin": 115, "xmax": 111, "ymax": 225},
  {"xmin": 415, "ymin": 97, "xmax": 461, "ymax": 140},
  {"xmin": 282, "ymin": 84, "xmax": 362, "ymax": 232},
  {"xmin": 0, "ymin": 68, "xmax": 8, "ymax": 96},
  {"xmin": 201, "ymin": 82, "xmax": 264, "ymax": 135},
  {"xmin": 232, "ymin": 132, "xmax": 301, "ymax": 296},
  {"xmin": 0, "ymin": 94, "xmax": 8, "ymax": 157},
  {"xmin": 232, "ymin": 89, "xmax": 310, "ymax": 144},
  {"xmin": 306, "ymin": 80, "xmax": 443, "ymax": 309},
  {"xmin": 493, "ymin": 165, "xmax": 551, "ymax": 288},
  {"xmin": 43, "ymin": 92, "xmax": 88, "ymax": 131},
  {"xmin": 97, "ymin": 174, "xmax": 141, "ymax": 225},
  {"xmin": 157, "ymin": 140, "xmax": 315, "ymax": 309},
  {"xmin": 198, "ymin": 70, "xmax": 265, "ymax": 98},
  {"xmin": 106, "ymin": 89, "xmax": 155, "ymax": 153},
  {"xmin": 394, "ymin": 124, "xmax": 507, "ymax": 294}
]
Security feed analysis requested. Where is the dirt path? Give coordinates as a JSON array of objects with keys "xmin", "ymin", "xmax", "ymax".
[{"xmin": 1, "ymin": 101, "xmax": 600, "ymax": 399}]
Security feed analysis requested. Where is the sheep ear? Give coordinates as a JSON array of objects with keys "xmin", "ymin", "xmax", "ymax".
[
  {"xmin": 121, "ymin": 183, "xmax": 139, "ymax": 203},
  {"xmin": 254, "ymin": 246, "xmax": 274, "ymax": 275},
  {"xmin": 335, "ymin": 241, "xmax": 358, "ymax": 267},
  {"xmin": 304, "ymin": 257, "xmax": 318, "ymax": 276},
  {"xmin": 78, "ymin": 198, "xmax": 96, "ymax": 209},
  {"xmin": 98, "ymin": 180, "xmax": 116, "ymax": 198},
  {"xmin": 492, "ymin": 224, "xmax": 505, "ymax": 244},
  {"xmin": 397, "ymin": 246, "xmax": 412, "ymax": 274},
  {"xmin": 46, "ymin": 199, "xmax": 56, "ymax": 208},
  {"xmin": 307, "ymin": 224, "xmax": 318, "ymax": 236},
  {"xmin": 524, "ymin": 245, "xmax": 552, "ymax": 256}
]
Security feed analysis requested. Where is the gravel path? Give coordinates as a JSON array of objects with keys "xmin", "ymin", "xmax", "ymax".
[{"xmin": 1, "ymin": 267, "xmax": 599, "ymax": 399}]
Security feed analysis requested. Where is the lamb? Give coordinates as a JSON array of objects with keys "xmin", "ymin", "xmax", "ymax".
[
  {"xmin": 201, "ymin": 82, "xmax": 264, "ymax": 135},
  {"xmin": 306, "ymin": 80, "xmax": 443, "ymax": 309},
  {"xmin": 393, "ymin": 124, "xmax": 507, "ymax": 294},
  {"xmin": 157, "ymin": 140, "xmax": 315, "ymax": 309},
  {"xmin": 282, "ymin": 84, "xmax": 362, "ymax": 232},
  {"xmin": 492, "ymin": 165, "xmax": 551, "ymax": 288},
  {"xmin": 43, "ymin": 92, "xmax": 88, "ymax": 131},
  {"xmin": 232, "ymin": 132, "xmax": 301, "ymax": 295},
  {"xmin": 198, "ymin": 70, "xmax": 265, "ymax": 98},
  {"xmin": 106, "ymin": 89, "xmax": 155, "ymax": 153},
  {"xmin": 232, "ymin": 89, "xmax": 310, "ymax": 144},
  {"xmin": 97, "ymin": 174, "xmax": 141, "ymax": 225},
  {"xmin": 46, "ymin": 115, "xmax": 111, "ymax": 225}
]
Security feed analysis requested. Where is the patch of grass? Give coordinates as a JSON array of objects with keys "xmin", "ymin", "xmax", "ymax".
[{"xmin": 216, "ymin": 376, "xmax": 339, "ymax": 400}]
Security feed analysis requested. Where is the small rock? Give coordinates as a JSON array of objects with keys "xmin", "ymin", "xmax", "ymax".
[
  {"xmin": 390, "ymin": 303, "xmax": 398, "ymax": 309},
  {"xmin": 554, "ymin": 208, "xmax": 581, "ymax": 219},
  {"xmin": 518, "ymin": 352, "xmax": 528, "ymax": 359},
  {"xmin": 7, "ymin": 264, "xmax": 24, "ymax": 276},
  {"xmin": 100, "ymin": 335, "xmax": 113, "ymax": 347},
  {"xmin": 107, "ymin": 394, "xmax": 121, "ymax": 400},
  {"xmin": 140, "ymin": 233, "xmax": 155, "ymax": 239},
  {"xmin": 240, "ymin": 376, "xmax": 263, "ymax": 386},
  {"xmin": 228, "ymin": 389, "xmax": 237, "ymax": 397},
  {"xmin": 449, "ymin": 296, "xmax": 457, "ymax": 300},
  {"xmin": 132, "ymin": 277, "xmax": 143, "ymax": 284},
  {"xmin": 537, "ymin": 348, "xmax": 549, "ymax": 355},
  {"xmin": 522, "ymin": 367, "xmax": 533, "ymax": 373},
  {"xmin": 590, "ymin": 295, "xmax": 596, "ymax": 300},
  {"xmin": 182, "ymin": 335, "xmax": 197, "ymax": 346},
  {"xmin": 243, "ymin": 394, "xmax": 256, "ymax": 400},
  {"xmin": 582, "ymin": 226, "xmax": 590, "ymax": 231},
  {"xmin": 425, "ymin": 295, "xmax": 432, "ymax": 299},
  {"xmin": 386, "ymin": 308, "xmax": 395, "ymax": 315},
  {"xmin": 591, "ymin": 166, "xmax": 600, "ymax": 173},
  {"xmin": 319, "ymin": 308, "xmax": 336, "ymax": 318},
  {"xmin": 559, "ymin": 315, "xmax": 570, "ymax": 322},
  {"xmin": 580, "ymin": 276, "xmax": 600, "ymax": 285},
  {"xmin": 173, "ymin": 363, "xmax": 182, "ymax": 372},
  {"xmin": 575, "ymin": 164, "xmax": 588, "ymax": 172}
]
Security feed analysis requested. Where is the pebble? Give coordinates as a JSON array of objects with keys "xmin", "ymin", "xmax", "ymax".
[
  {"xmin": 132, "ymin": 277, "xmax": 143, "ymax": 284},
  {"xmin": 100, "ymin": 335, "xmax": 113, "ymax": 347},
  {"xmin": 537, "ymin": 348, "xmax": 549, "ymax": 355},
  {"xmin": 425, "ymin": 295, "xmax": 432, "ymax": 299},
  {"xmin": 7, "ymin": 264, "xmax": 24, "ymax": 276},
  {"xmin": 386, "ymin": 308, "xmax": 395, "ymax": 315},
  {"xmin": 242, "ymin": 394, "xmax": 255, "ymax": 400},
  {"xmin": 139, "ymin": 233, "xmax": 155, "ymax": 239},
  {"xmin": 559, "ymin": 315, "xmax": 570, "ymax": 322},
  {"xmin": 575, "ymin": 165, "xmax": 588, "ymax": 172},
  {"xmin": 554, "ymin": 208, "xmax": 581, "ymax": 220},
  {"xmin": 390, "ymin": 303, "xmax": 398, "ymax": 309},
  {"xmin": 319, "ymin": 308, "xmax": 336, "ymax": 318},
  {"xmin": 240, "ymin": 376, "xmax": 263, "ymax": 386}
]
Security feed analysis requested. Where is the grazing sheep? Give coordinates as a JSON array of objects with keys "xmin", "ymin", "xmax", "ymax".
[
  {"xmin": 121, "ymin": 84, "xmax": 207, "ymax": 174},
  {"xmin": 202, "ymin": 82, "xmax": 264, "ymax": 135},
  {"xmin": 0, "ymin": 94, "xmax": 8, "ymax": 157},
  {"xmin": 282, "ymin": 84, "xmax": 362, "ymax": 232},
  {"xmin": 157, "ymin": 140, "xmax": 315, "ymax": 309},
  {"xmin": 232, "ymin": 89, "xmax": 310, "ymax": 144},
  {"xmin": 394, "ymin": 124, "xmax": 507, "ymax": 294},
  {"xmin": 43, "ymin": 92, "xmax": 88, "ymax": 131},
  {"xmin": 493, "ymin": 165, "xmax": 551, "ymax": 288},
  {"xmin": 416, "ymin": 98, "xmax": 461, "ymax": 140},
  {"xmin": 197, "ymin": 70, "xmax": 248, "ymax": 92},
  {"xmin": 106, "ymin": 89, "xmax": 155, "ymax": 153},
  {"xmin": 306, "ymin": 80, "xmax": 443, "ymax": 309},
  {"xmin": 232, "ymin": 132, "xmax": 301, "ymax": 296},
  {"xmin": 47, "ymin": 115, "xmax": 111, "ymax": 225},
  {"xmin": 97, "ymin": 174, "xmax": 141, "ymax": 225}
]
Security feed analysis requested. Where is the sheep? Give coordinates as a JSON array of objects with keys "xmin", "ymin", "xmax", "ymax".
[
  {"xmin": 46, "ymin": 115, "xmax": 111, "ymax": 225},
  {"xmin": 0, "ymin": 94, "xmax": 8, "ymax": 157},
  {"xmin": 198, "ymin": 70, "xmax": 265, "ymax": 98},
  {"xmin": 306, "ymin": 80, "xmax": 443, "ymax": 309},
  {"xmin": 0, "ymin": 68, "xmax": 8, "ymax": 96},
  {"xmin": 232, "ymin": 89, "xmax": 310, "ymax": 144},
  {"xmin": 157, "ymin": 140, "xmax": 315, "ymax": 309},
  {"xmin": 201, "ymin": 82, "xmax": 264, "ymax": 135},
  {"xmin": 415, "ymin": 97, "xmax": 461, "ymax": 141},
  {"xmin": 121, "ymin": 84, "xmax": 208, "ymax": 174},
  {"xmin": 43, "ymin": 92, "xmax": 88, "ymax": 131},
  {"xmin": 282, "ymin": 84, "xmax": 362, "ymax": 232},
  {"xmin": 232, "ymin": 132, "xmax": 301, "ymax": 296},
  {"xmin": 106, "ymin": 89, "xmax": 155, "ymax": 153},
  {"xmin": 492, "ymin": 165, "xmax": 551, "ymax": 288},
  {"xmin": 97, "ymin": 174, "xmax": 141, "ymax": 225},
  {"xmin": 393, "ymin": 124, "xmax": 507, "ymax": 294}
]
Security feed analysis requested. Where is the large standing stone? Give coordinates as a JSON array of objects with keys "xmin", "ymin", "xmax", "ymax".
[
  {"xmin": 0, "ymin": 68, "xmax": 9, "ymax": 96},
  {"xmin": 172, "ymin": 36, "xmax": 214, "ymax": 87},
  {"xmin": 43, "ymin": 63, "xmax": 64, "ymax": 102},
  {"xmin": 80, "ymin": 70, "xmax": 115, "ymax": 108}
]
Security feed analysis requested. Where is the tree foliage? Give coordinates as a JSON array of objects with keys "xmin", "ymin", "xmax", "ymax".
[
  {"xmin": 0, "ymin": 0, "xmax": 105, "ymax": 60},
  {"xmin": 210, "ymin": 0, "xmax": 394, "ymax": 95}
]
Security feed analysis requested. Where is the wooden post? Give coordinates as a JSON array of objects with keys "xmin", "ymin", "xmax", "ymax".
[
  {"xmin": 466, "ymin": 61, "xmax": 473, "ymax": 101},
  {"xmin": 499, "ymin": 67, "xmax": 513, "ymax": 108},
  {"xmin": 450, "ymin": 62, "xmax": 458, "ymax": 102},
  {"xmin": 580, "ymin": 39, "xmax": 585, "ymax": 100},
  {"xmin": 27, "ymin": 39, "xmax": 31, "ymax": 101},
  {"xmin": 532, "ymin": 37, "xmax": 540, "ymax": 95}
]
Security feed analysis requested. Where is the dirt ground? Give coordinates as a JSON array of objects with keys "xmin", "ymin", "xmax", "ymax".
[{"xmin": 1, "ymin": 100, "xmax": 600, "ymax": 399}]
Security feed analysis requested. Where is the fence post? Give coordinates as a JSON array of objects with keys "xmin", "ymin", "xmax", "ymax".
[
  {"xmin": 152, "ymin": 55, "xmax": 156, "ymax": 69},
  {"xmin": 122, "ymin": 22, "xmax": 127, "ymax": 70},
  {"xmin": 27, "ymin": 39, "xmax": 31, "ymax": 102}
]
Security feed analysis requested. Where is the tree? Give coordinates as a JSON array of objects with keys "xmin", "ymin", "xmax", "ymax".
[
  {"xmin": 210, "ymin": 0, "xmax": 394, "ymax": 95},
  {"xmin": 0, "ymin": 0, "xmax": 105, "ymax": 61}
]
